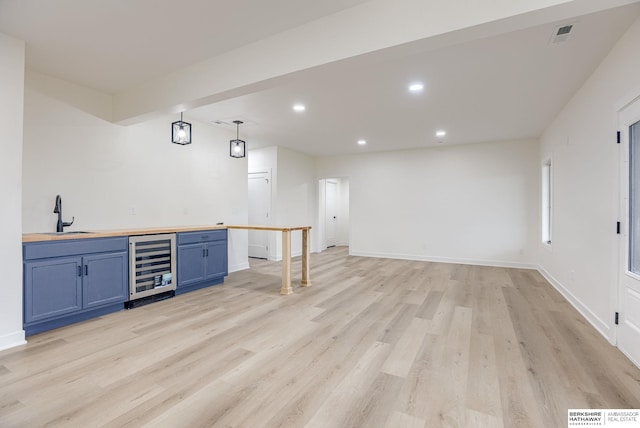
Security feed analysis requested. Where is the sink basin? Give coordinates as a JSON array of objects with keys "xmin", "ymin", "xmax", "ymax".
[{"xmin": 44, "ymin": 231, "xmax": 91, "ymax": 235}]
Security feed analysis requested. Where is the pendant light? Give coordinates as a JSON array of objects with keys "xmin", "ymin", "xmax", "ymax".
[
  {"xmin": 172, "ymin": 112, "xmax": 192, "ymax": 145},
  {"xmin": 230, "ymin": 120, "xmax": 246, "ymax": 158}
]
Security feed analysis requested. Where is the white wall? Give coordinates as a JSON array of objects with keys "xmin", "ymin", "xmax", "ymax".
[
  {"xmin": 22, "ymin": 76, "xmax": 249, "ymax": 272},
  {"xmin": 26, "ymin": 70, "xmax": 112, "ymax": 122},
  {"xmin": 539, "ymin": 15, "xmax": 640, "ymax": 342},
  {"xmin": 248, "ymin": 146, "xmax": 277, "ymax": 178},
  {"xmin": 0, "ymin": 33, "xmax": 26, "ymax": 350},
  {"xmin": 248, "ymin": 146, "xmax": 318, "ymax": 259},
  {"xmin": 316, "ymin": 139, "xmax": 539, "ymax": 267},
  {"xmin": 276, "ymin": 147, "xmax": 318, "ymax": 257},
  {"xmin": 337, "ymin": 178, "xmax": 350, "ymax": 246}
]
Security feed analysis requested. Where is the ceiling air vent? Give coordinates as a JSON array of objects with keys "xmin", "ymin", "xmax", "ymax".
[
  {"xmin": 551, "ymin": 24, "xmax": 574, "ymax": 44},
  {"xmin": 211, "ymin": 118, "xmax": 256, "ymax": 127},
  {"xmin": 211, "ymin": 120, "xmax": 232, "ymax": 126}
]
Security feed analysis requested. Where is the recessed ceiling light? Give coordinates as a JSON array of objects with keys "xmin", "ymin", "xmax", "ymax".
[
  {"xmin": 293, "ymin": 104, "xmax": 306, "ymax": 112},
  {"xmin": 435, "ymin": 130, "xmax": 447, "ymax": 138},
  {"xmin": 357, "ymin": 139, "xmax": 367, "ymax": 146},
  {"xmin": 408, "ymin": 82, "xmax": 424, "ymax": 93}
]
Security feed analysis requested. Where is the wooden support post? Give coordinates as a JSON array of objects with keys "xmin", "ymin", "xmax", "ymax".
[
  {"xmin": 280, "ymin": 229, "xmax": 293, "ymax": 295},
  {"xmin": 301, "ymin": 228, "xmax": 311, "ymax": 287},
  {"xmin": 226, "ymin": 224, "xmax": 311, "ymax": 295}
]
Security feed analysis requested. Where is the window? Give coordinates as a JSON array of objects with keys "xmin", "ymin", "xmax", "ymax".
[
  {"xmin": 542, "ymin": 160, "xmax": 552, "ymax": 245},
  {"xmin": 629, "ymin": 120, "xmax": 640, "ymax": 273}
]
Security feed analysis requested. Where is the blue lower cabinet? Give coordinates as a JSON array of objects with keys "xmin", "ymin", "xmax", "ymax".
[
  {"xmin": 24, "ymin": 257, "xmax": 82, "ymax": 323},
  {"xmin": 205, "ymin": 240, "xmax": 228, "ymax": 280},
  {"xmin": 176, "ymin": 230, "xmax": 228, "ymax": 295},
  {"xmin": 23, "ymin": 237, "xmax": 128, "ymax": 335},
  {"xmin": 22, "ymin": 230, "xmax": 228, "ymax": 334},
  {"xmin": 177, "ymin": 243, "xmax": 207, "ymax": 287},
  {"xmin": 83, "ymin": 252, "xmax": 128, "ymax": 308}
]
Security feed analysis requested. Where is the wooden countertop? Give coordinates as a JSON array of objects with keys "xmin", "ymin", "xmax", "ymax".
[
  {"xmin": 226, "ymin": 225, "xmax": 311, "ymax": 232},
  {"xmin": 22, "ymin": 225, "xmax": 227, "ymax": 243},
  {"xmin": 22, "ymin": 224, "xmax": 311, "ymax": 243}
]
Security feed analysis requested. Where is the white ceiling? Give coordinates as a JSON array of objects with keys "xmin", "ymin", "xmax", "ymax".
[
  {"xmin": 0, "ymin": 0, "xmax": 371, "ymax": 93},
  {"xmin": 1, "ymin": 1, "xmax": 640, "ymax": 157},
  {"xmin": 189, "ymin": 3, "xmax": 640, "ymax": 156}
]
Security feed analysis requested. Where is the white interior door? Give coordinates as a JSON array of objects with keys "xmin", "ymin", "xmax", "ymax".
[
  {"xmin": 618, "ymin": 97, "xmax": 640, "ymax": 367},
  {"xmin": 325, "ymin": 180, "xmax": 338, "ymax": 247},
  {"xmin": 248, "ymin": 172, "xmax": 270, "ymax": 259}
]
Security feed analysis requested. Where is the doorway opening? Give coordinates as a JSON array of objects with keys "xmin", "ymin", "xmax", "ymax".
[{"xmin": 318, "ymin": 178, "xmax": 350, "ymax": 252}]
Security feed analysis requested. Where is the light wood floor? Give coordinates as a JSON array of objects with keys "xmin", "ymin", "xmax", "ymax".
[{"xmin": 2, "ymin": 247, "xmax": 640, "ymax": 427}]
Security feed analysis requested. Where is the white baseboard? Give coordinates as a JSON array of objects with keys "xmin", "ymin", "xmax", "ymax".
[
  {"xmin": 229, "ymin": 262, "xmax": 250, "ymax": 273},
  {"xmin": 536, "ymin": 265, "xmax": 612, "ymax": 342},
  {"xmin": 0, "ymin": 330, "xmax": 26, "ymax": 352},
  {"xmin": 350, "ymin": 250, "xmax": 538, "ymax": 270}
]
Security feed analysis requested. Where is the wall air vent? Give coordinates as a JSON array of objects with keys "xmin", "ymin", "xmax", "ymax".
[{"xmin": 551, "ymin": 24, "xmax": 574, "ymax": 44}]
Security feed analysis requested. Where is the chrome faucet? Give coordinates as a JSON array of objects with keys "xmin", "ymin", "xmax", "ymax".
[{"xmin": 53, "ymin": 195, "xmax": 74, "ymax": 232}]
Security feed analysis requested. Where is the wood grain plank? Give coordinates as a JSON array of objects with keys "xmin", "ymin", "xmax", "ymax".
[
  {"xmin": 381, "ymin": 317, "xmax": 430, "ymax": 378},
  {"xmin": 304, "ymin": 341, "xmax": 391, "ymax": 428},
  {"xmin": 384, "ymin": 411, "xmax": 426, "ymax": 428},
  {"xmin": 466, "ymin": 333, "xmax": 502, "ymax": 418},
  {"xmin": 1, "ymin": 247, "xmax": 640, "ymax": 427}
]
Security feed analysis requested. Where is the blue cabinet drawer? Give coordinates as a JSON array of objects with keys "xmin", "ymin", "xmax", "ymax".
[
  {"xmin": 177, "ymin": 229, "xmax": 227, "ymax": 245},
  {"xmin": 24, "ymin": 237, "xmax": 128, "ymax": 260}
]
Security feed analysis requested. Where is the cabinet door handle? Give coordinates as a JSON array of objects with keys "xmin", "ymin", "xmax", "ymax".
[
  {"xmin": 205, "ymin": 248, "xmax": 209, "ymax": 257},
  {"xmin": 77, "ymin": 266, "xmax": 82, "ymax": 277},
  {"xmin": 84, "ymin": 265, "xmax": 88, "ymax": 276}
]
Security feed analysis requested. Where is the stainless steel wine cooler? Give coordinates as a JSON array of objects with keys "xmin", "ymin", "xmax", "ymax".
[{"xmin": 128, "ymin": 234, "xmax": 176, "ymax": 304}]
